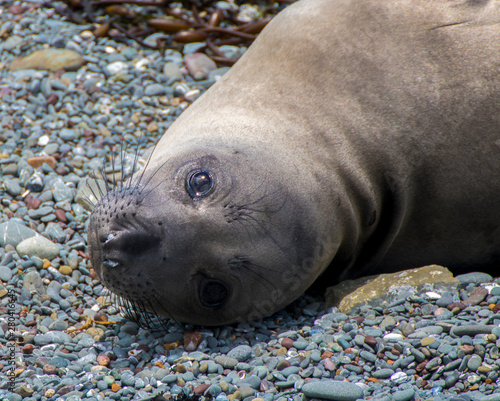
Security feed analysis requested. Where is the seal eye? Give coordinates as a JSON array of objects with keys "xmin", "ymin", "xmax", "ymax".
[
  {"xmin": 186, "ymin": 170, "xmax": 214, "ymax": 198},
  {"xmin": 199, "ymin": 279, "xmax": 228, "ymax": 308}
]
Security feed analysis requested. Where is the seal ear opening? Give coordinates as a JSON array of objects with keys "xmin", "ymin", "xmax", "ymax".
[{"xmin": 198, "ymin": 278, "xmax": 229, "ymax": 308}]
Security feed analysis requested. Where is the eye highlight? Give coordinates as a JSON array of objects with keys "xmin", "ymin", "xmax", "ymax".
[{"xmin": 186, "ymin": 170, "xmax": 214, "ymax": 198}]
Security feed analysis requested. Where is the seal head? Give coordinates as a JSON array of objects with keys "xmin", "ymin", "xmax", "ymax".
[{"xmin": 89, "ymin": 143, "xmax": 339, "ymax": 325}]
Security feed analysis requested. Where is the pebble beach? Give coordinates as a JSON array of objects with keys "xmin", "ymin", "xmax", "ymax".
[{"xmin": 1, "ymin": 1, "xmax": 500, "ymax": 401}]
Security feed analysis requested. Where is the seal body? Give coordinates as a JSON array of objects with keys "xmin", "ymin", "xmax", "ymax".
[{"xmin": 89, "ymin": 0, "xmax": 500, "ymax": 325}]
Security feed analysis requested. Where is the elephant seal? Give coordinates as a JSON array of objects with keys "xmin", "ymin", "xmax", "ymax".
[{"xmin": 88, "ymin": 0, "xmax": 500, "ymax": 326}]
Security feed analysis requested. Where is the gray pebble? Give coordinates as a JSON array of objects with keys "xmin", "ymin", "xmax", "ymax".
[
  {"xmin": 467, "ymin": 354, "xmax": 482, "ymax": 371},
  {"xmin": 456, "ymin": 272, "xmax": 493, "ymax": 284},
  {"xmin": 392, "ymin": 388, "xmax": 415, "ymax": 401},
  {"xmin": 0, "ymin": 221, "xmax": 37, "ymax": 247},
  {"xmin": 227, "ymin": 345, "xmax": 252, "ymax": 362},
  {"xmin": 0, "ymin": 266, "xmax": 13, "ymax": 282},
  {"xmin": 451, "ymin": 325, "xmax": 493, "ymax": 337},
  {"xmin": 302, "ymin": 380, "xmax": 364, "ymax": 401},
  {"xmin": 372, "ymin": 368, "xmax": 395, "ymax": 379},
  {"xmin": 22, "ymin": 271, "xmax": 46, "ymax": 294}
]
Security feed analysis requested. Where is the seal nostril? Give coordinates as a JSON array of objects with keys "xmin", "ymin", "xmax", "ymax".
[{"xmin": 199, "ymin": 279, "xmax": 228, "ymax": 308}]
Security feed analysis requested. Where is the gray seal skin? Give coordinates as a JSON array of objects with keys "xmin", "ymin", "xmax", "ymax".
[{"xmin": 89, "ymin": 0, "xmax": 500, "ymax": 325}]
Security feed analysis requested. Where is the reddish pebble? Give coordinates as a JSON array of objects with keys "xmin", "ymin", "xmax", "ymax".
[
  {"xmin": 8, "ymin": 4, "xmax": 28, "ymax": 14},
  {"xmin": 281, "ymin": 337, "xmax": 294, "ymax": 349},
  {"xmin": 97, "ymin": 353, "xmax": 110, "ymax": 366},
  {"xmin": 415, "ymin": 361, "xmax": 427, "ymax": 372},
  {"xmin": 0, "ymin": 87, "xmax": 11, "ymax": 98},
  {"xmin": 323, "ymin": 358, "xmax": 336, "ymax": 371},
  {"xmin": 75, "ymin": 307, "xmax": 84, "ymax": 314},
  {"xmin": 465, "ymin": 286, "xmax": 488, "ymax": 305},
  {"xmin": 78, "ymin": 250, "xmax": 90, "ymax": 260},
  {"xmin": 46, "ymin": 93, "xmax": 59, "ymax": 106},
  {"xmin": 56, "ymin": 385, "xmax": 74, "ymax": 395},
  {"xmin": 43, "ymin": 364, "xmax": 57, "ymax": 375},
  {"xmin": 27, "ymin": 156, "xmax": 57, "ymax": 169},
  {"xmin": 25, "ymin": 320, "xmax": 37, "ymax": 327},
  {"xmin": 364, "ymin": 335, "xmax": 378, "ymax": 348},
  {"xmin": 26, "ymin": 197, "xmax": 42, "ymax": 210},
  {"xmin": 459, "ymin": 344, "xmax": 475, "ymax": 354},
  {"xmin": 194, "ymin": 383, "xmax": 210, "ymax": 395},
  {"xmin": 184, "ymin": 53, "xmax": 217, "ymax": 80},
  {"xmin": 22, "ymin": 344, "xmax": 34, "ymax": 354},
  {"xmin": 54, "ymin": 209, "xmax": 68, "ymax": 223},
  {"xmin": 83, "ymin": 129, "xmax": 95, "ymax": 140},
  {"xmin": 446, "ymin": 302, "xmax": 466, "ymax": 311},
  {"xmin": 93, "ymin": 311, "xmax": 108, "ymax": 322},
  {"xmin": 321, "ymin": 350, "xmax": 334, "ymax": 360},
  {"xmin": 492, "ymin": 304, "xmax": 500, "ymax": 313},
  {"xmin": 184, "ymin": 331, "xmax": 202, "ymax": 352}
]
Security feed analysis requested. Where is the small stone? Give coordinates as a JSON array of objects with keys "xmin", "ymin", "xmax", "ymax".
[
  {"xmin": 17, "ymin": 235, "xmax": 60, "ymax": 260},
  {"xmin": 144, "ymin": 83, "xmax": 167, "ymax": 96},
  {"xmin": 10, "ymin": 48, "xmax": 86, "ymax": 72},
  {"xmin": 194, "ymin": 383, "xmax": 210, "ymax": 395},
  {"xmin": 43, "ymin": 364, "xmax": 57, "ymax": 374},
  {"xmin": 163, "ymin": 62, "xmax": 183, "ymax": 81},
  {"xmin": 302, "ymin": 380, "xmax": 364, "ymax": 401},
  {"xmin": 456, "ymin": 272, "xmax": 493, "ymax": 284},
  {"xmin": 364, "ymin": 335, "xmax": 377, "ymax": 348},
  {"xmin": 0, "ymin": 221, "xmax": 37, "ymax": 247},
  {"xmin": 451, "ymin": 325, "xmax": 493, "ymax": 337},
  {"xmin": 104, "ymin": 61, "xmax": 128, "ymax": 75},
  {"xmin": 393, "ymin": 388, "xmax": 415, "ymax": 401},
  {"xmin": 281, "ymin": 337, "xmax": 294, "ymax": 349},
  {"xmin": 214, "ymin": 355, "xmax": 238, "ymax": 369},
  {"xmin": 22, "ymin": 344, "xmax": 34, "ymax": 354},
  {"xmin": 372, "ymin": 368, "xmax": 395, "ymax": 379},
  {"xmin": 0, "ymin": 266, "xmax": 13, "ymax": 282},
  {"xmin": 18, "ymin": 384, "xmax": 34, "ymax": 397},
  {"xmin": 58, "ymin": 265, "xmax": 73, "ymax": 275},
  {"xmin": 184, "ymin": 331, "xmax": 202, "ymax": 351},
  {"xmin": 467, "ymin": 354, "xmax": 482, "ymax": 371},
  {"xmin": 0, "ymin": 35, "xmax": 23, "ymax": 51},
  {"xmin": 420, "ymin": 337, "xmax": 435, "ymax": 346},
  {"xmin": 27, "ymin": 156, "xmax": 57, "ymax": 169},
  {"xmin": 228, "ymin": 345, "xmax": 252, "ymax": 362},
  {"xmin": 54, "ymin": 209, "xmax": 68, "ymax": 223},
  {"xmin": 185, "ymin": 53, "xmax": 217, "ymax": 80},
  {"xmin": 464, "ymin": 286, "xmax": 488, "ymax": 305},
  {"xmin": 380, "ymin": 315, "xmax": 396, "ymax": 331}
]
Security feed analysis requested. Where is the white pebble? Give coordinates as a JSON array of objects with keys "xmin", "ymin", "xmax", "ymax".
[
  {"xmin": 134, "ymin": 58, "xmax": 150, "ymax": 71},
  {"xmin": 105, "ymin": 46, "xmax": 116, "ymax": 54},
  {"xmin": 38, "ymin": 134, "xmax": 50, "ymax": 146},
  {"xmin": 390, "ymin": 371, "xmax": 408, "ymax": 383},
  {"xmin": 383, "ymin": 333, "xmax": 403, "ymax": 341},
  {"xmin": 484, "ymin": 283, "xmax": 500, "ymax": 293},
  {"xmin": 425, "ymin": 291, "xmax": 441, "ymax": 299},
  {"xmin": 105, "ymin": 61, "xmax": 128, "ymax": 76},
  {"xmin": 80, "ymin": 30, "xmax": 94, "ymax": 39},
  {"xmin": 185, "ymin": 89, "xmax": 200, "ymax": 101}
]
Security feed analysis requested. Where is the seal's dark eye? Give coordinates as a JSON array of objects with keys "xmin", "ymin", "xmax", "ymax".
[
  {"xmin": 199, "ymin": 279, "xmax": 228, "ymax": 308},
  {"xmin": 186, "ymin": 170, "xmax": 214, "ymax": 198}
]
